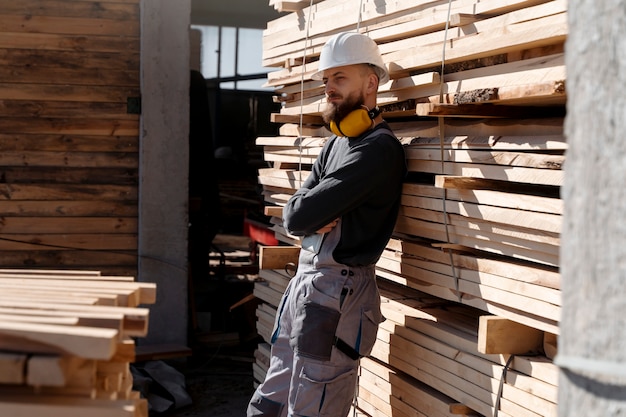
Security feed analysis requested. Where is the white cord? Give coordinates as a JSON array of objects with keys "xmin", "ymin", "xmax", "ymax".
[{"xmin": 297, "ymin": 0, "xmax": 315, "ymax": 183}]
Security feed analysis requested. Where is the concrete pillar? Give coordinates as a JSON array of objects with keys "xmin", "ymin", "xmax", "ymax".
[
  {"xmin": 138, "ymin": 0, "xmax": 191, "ymax": 346},
  {"xmin": 559, "ymin": 0, "xmax": 626, "ymax": 414}
]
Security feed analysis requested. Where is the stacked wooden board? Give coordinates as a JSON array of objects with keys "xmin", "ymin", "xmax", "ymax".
[
  {"xmin": 0, "ymin": 1, "xmax": 141, "ymax": 276},
  {"xmin": 253, "ymin": 0, "xmax": 566, "ymax": 416},
  {"xmin": 0, "ymin": 269, "xmax": 154, "ymax": 416}
]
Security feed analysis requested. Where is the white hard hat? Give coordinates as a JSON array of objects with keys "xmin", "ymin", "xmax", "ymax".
[{"xmin": 312, "ymin": 32, "xmax": 389, "ymax": 84}]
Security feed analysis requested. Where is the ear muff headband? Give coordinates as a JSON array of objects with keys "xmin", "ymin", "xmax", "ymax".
[{"xmin": 329, "ymin": 106, "xmax": 381, "ymax": 137}]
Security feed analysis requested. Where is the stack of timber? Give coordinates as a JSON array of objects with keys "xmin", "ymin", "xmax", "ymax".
[
  {"xmin": 254, "ymin": 1, "xmax": 565, "ymax": 416},
  {"xmin": 0, "ymin": 1, "xmax": 141, "ymax": 276},
  {"xmin": 0, "ymin": 269, "xmax": 155, "ymax": 416}
]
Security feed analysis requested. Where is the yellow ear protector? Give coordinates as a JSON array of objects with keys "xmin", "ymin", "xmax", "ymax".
[{"xmin": 329, "ymin": 106, "xmax": 381, "ymax": 137}]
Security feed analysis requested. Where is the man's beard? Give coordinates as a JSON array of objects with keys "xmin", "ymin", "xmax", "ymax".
[{"xmin": 322, "ymin": 91, "xmax": 365, "ymax": 125}]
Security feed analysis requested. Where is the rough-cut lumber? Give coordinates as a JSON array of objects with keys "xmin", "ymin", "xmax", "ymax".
[
  {"xmin": 257, "ymin": 0, "xmax": 568, "ymax": 415},
  {"xmin": 0, "ymin": 300, "xmax": 149, "ymax": 336},
  {"xmin": 0, "ymin": 393, "xmax": 146, "ymax": 417},
  {"xmin": 413, "ymin": 181, "xmax": 563, "ymax": 215},
  {"xmin": 259, "ymin": 245, "xmax": 300, "ymax": 270},
  {"xmin": 0, "ymin": 276, "xmax": 156, "ymax": 305},
  {"xmin": 0, "ymin": 321, "xmax": 118, "ymax": 360},
  {"xmin": 402, "ymin": 193, "xmax": 561, "ymax": 233},
  {"xmin": 408, "ymin": 159, "xmax": 563, "ymax": 186},
  {"xmin": 0, "ymin": 0, "xmax": 141, "ymax": 276},
  {"xmin": 26, "ymin": 356, "xmax": 93, "ymax": 388},
  {"xmin": 376, "ymin": 283, "xmax": 558, "ymax": 417},
  {"xmin": 0, "ymin": 352, "xmax": 27, "ymax": 384},
  {"xmin": 477, "ymin": 316, "xmax": 544, "ymax": 355}
]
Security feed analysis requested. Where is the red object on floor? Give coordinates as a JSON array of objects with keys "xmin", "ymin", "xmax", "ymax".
[{"xmin": 243, "ymin": 218, "xmax": 279, "ymax": 246}]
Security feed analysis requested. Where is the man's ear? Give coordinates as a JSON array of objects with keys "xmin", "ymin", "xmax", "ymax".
[{"xmin": 366, "ymin": 73, "xmax": 379, "ymax": 94}]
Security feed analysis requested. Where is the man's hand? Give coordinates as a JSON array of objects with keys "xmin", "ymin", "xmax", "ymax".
[{"xmin": 316, "ymin": 218, "xmax": 339, "ymax": 234}]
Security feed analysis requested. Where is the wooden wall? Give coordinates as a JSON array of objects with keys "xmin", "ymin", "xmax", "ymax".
[{"xmin": 0, "ymin": 0, "xmax": 141, "ymax": 276}]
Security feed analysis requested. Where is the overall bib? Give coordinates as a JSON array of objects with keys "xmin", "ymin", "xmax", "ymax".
[{"xmin": 247, "ymin": 219, "xmax": 383, "ymax": 417}]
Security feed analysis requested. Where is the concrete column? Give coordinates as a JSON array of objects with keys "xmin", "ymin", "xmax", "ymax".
[
  {"xmin": 138, "ymin": 0, "xmax": 191, "ymax": 346},
  {"xmin": 559, "ymin": 0, "xmax": 626, "ymax": 414}
]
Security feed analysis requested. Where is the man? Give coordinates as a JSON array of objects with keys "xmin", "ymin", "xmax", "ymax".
[{"xmin": 247, "ymin": 31, "xmax": 406, "ymax": 417}]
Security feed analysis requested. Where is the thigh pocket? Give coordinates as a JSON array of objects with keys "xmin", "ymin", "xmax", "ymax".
[
  {"xmin": 291, "ymin": 300, "xmax": 340, "ymax": 361},
  {"xmin": 355, "ymin": 308, "xmax": 382, "ymax": 357},
  {"xmin": 293, "ymin": 363, "xmax": 356, "ymax": 417}
]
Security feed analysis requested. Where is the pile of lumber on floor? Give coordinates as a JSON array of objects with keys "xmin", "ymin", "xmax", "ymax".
[
  {"xmin": 0, "ymin": 269, "xmax": 155, "ymax": 417},
  {"xmin": 253, "ymin": 1, "xmax": 565, "ymax": 416}
]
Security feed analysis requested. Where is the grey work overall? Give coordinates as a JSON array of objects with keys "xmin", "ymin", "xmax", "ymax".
[{"xmin": 247, "ymin": 218, "xmax": 383, "ymax": 417}]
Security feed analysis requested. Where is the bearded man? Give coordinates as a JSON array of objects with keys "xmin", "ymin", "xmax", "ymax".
[{"xmin": 247, "ymin": 31, "xmax": 406, "ymax": 417}]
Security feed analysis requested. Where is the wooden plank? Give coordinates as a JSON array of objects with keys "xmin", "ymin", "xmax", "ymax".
[
  {"xmin": 0, "ymin": 277, "xmax": 155, "ymax": 305},
  {"xmin": 263, "ymin": 0, "xmax": 554, "ymax": 65},
  {"xmin": 0, "ymin": 393, "xmax": 147, "ymax": 417},
  {"xmin": 0, "ymin": 289, "xmax": 116, "ymax": 306},
  {"xmin": 0, "ymin": 351, "xmax": 27, "ymax": 384},
  {"xmin": 253, "ymin": 282, "xmax": 284, "ymax": 307},
  {"xmin": 0, "ymin": 165, "xmax": 138, "ymax": 184},
  {"xmin": 378, "ymin": 269, "xmax": 559, "ymax": 334},
  {"xmin": 401, "ymin": 193, "xmax": 562, "ymax": 234},
  {"xmin": 111, "ymin": 338, "xmax": 136, "ymax": 363},
  {"xmin": 265, "ymin": 7, "xmax": 566, "ymax": 85},
  {"xmin": 0, "ymin": 268, "xmax": 101, "ymax": 276},
  {"xmin": 0, "ymin": 15, "xmax": 139, "ymax": 37},
  {"xmin": 478, "ymin": 315, "xmax": 544, "ymax": 354},
  {"xmin": 380, "ymin": 249, "xmax": 560, "ymax": 307},
  {"xmin": 405, "ymin": 147, "xmax": 564, "ymax": 171},
  {"xmin": 0, "ymin": 234, "xmax": 137, "ymax": 251},
  {"xmin": 0, "ymin": 47, "xmax": 139, "ymax": 70},
  {"xmin": 391, "ymin": 118, "xmax": 564, "ymax": 138},
  {"xmin": 378, "ymin": 282, "xmax": 559, "ymax": 387},
  {"xmin": 378, "ymin": 255, "xmax": 561, "ymax": 321},
  {"xmin": 0, "ymin": 184, "xmax": 137, "ymax": 200},
  {"xmin": 390, "ymin": 13, "xmax": 567, "ymax": 75},
  {"xmin": 0, "ymin": 321, "xmax": 119, "ymax": 360},
  {"xmin": 415, "ymin": 103, "xmax": 565, "ymax": 118},
  {"xmin": 0, "ymin": 301, "xmax": 148, "ymax": 336},
  {"xmin": 407, "ymin": 159, "xmax": 563, "ymax": 186},
  {"xmin": 0, "ymin": 307, "xmax": 125, "ymax": 332},
  {"xmin": 259, "ymin": 246, "xmax": 300, "ymax": 270},
  {"xmin": 386, "ymin": 238, "xmax": 560, "ymax": 290},
  {"xmin": 0, "ymin": 32, "xmax": 139, "ymax": 53},
  {"xmin": 0, "ymin": 66, "xmax": 138, "ymax": 87},
  {"xmin": 0, "ymin": 217, "xmax": 137, "ymax": 233},
  {"xmin": 0, "ymin": 101, "xmax": 137, "ymax": 120},
  {"xmin": 394, "ymin": 214, "xmax": 560, "ymax": 267},
  {"xmin": 410, "ymin": 181, "xmax": 563, "ymax": 215},
  {"xmin": 1, "ymin": 1, "xmax": 139, "ymax": 20},
  {"xmin": 264, "ymin": 206, "xmax": 284, "ymax": 217},
  {"xmin": 381, "ymin": 333, "xmax": 554, "ymax": 417},
  {"xmin": 27, "ymin": 355, "xmax": 94, "ymax": 387}
]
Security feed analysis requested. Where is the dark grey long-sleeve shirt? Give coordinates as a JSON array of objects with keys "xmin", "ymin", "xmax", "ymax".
[{"xmin": 283, "ymin": 122, "xmax": 406, "ymax": 266}]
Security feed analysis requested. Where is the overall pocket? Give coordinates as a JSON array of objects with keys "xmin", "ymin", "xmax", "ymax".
[
  {"xmin": 292, "ymin": 362, "xmax": 356, "ymax": 417},
  {"xmin": 290, "ymin": 300, "xmax": 340, "ymax": 361},
  {"xmin": 355, "ymin": 307, "xmax": 383, "ymax": 357}
]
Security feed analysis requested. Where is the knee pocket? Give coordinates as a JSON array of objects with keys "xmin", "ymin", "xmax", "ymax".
[{"xmin": 293, "ymin": 363, "xmax": 356, "ymax": 417}]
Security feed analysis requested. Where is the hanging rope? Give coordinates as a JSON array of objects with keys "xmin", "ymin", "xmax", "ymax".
[
  {"xmin": 356, "ymin": 0, "xmax": 365, "ymax": 31},
  {"xmin": 494, "ymin": 354, "xmax": 515, "ymax": 417},
  {"xmin": 296, "ymin": 0, "xmax": 316, "ymax": 184},
  {"xmin": 437, "ymin": 0, "xmax": 462, "ymax": 302}
]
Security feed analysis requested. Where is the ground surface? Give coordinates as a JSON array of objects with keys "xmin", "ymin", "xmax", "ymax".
[
  {"xmin": 159, "ymin": 233, "xmax": 259, "ymax": 417},
  {"xmin": 160, "ymin": 355, "xmax": 255, "ymax": 417}
]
